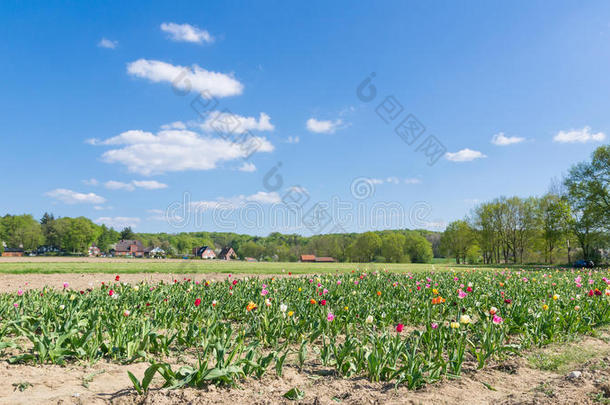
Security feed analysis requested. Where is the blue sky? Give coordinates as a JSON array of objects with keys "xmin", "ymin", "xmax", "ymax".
[{"xmin": 1, "ymin": 1, "xmax": 609, "ymax": 235}]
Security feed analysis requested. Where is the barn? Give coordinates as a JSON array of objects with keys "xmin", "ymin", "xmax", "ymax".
[{"xmin": 2, "ymin": 248, "xmax": 25, "ymax": 257}]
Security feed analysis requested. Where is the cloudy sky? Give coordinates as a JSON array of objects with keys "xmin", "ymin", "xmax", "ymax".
[{"xmin": 1, "ymin": 1, "xmax": 608, "ymax": 234}]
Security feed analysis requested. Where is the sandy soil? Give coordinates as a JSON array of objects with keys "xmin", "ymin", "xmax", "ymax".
[
  {"xmin": 1, "ymin": 332, "xmax": 610, "ymax": 404},
  {"xmin": 0, "ymin": 272, "xmax": 269, "ymax": 294},
  {"xmin": 2, "ymin": 269, "xmax": 609, "ymax": 404}
]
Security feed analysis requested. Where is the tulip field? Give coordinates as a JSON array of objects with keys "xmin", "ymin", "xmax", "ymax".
[{"xmin": 1, "ymin": 267, "xmax": 610, "ymax": 400}]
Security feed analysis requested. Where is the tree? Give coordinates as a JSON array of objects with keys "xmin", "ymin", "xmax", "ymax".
[
  {"xmin": 96, "ymin": 225, "xmax": 119, "ymax": 252},
  {"xmin": 404, "ymin": 232, "xmax": 433, "ymax": 263},
  {"xmin": 120, "ymin": 227, "xmax": 136, "ymax": 240},
  {"xmin": 239, "ymin": 240, "xmax": 265, "ymax": 259},
  {"xmin": 55, "ymin": 217, "xmax": 98, "ymax": 254},
  {"xmin": 440, "ymin": 220, "xmax": 474, "ymax": 264},
  {"xmin": 565, "ymin": 145, "xmax": 610, "ymax": 230},
  {"xmin": 537, "ymin": 194, "xmax": 571, "ymax": 264},
  {"xmin": 0, "ymin": 214, "xmax": 43, "ymax": 250},
  {"xmin": 347, "ymin": 232, "xmax": 381, "ymax": 262},
  {"xmin": 381, "ymin": 233, "xmax": 407, "ymax": 263}
]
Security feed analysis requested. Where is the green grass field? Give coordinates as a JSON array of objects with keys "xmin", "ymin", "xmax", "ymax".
[{"xmin": 0, "ymin": 258, "xmax": 480, "ymax": 275}]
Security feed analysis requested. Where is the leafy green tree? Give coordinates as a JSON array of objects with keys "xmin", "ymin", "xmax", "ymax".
[
  {"xmin": 55, "ymin": 217, "xmax": 98, "ymax": 254},
  {"xmin": 440, "ymin": 220, "xmax": 474, "ymax": 264},
  {"xmin": 96, "ymin": 225, "xmax": 120, "ymax": 252},
  {"xmin": 239, "ymin": 240, "xmax": 265, "ymax": 259},
  {"xmin": 537, "ymin": 194, "xmax": 571, "ymax": 264},
  {"xmin": 381, "ymin": 233, "xmax": 407, "ymax": 263},
  {"xmin": 0, "ymin": 214, "xmax": 43, "ymax": 249},
  {"xmin": 120, "ymin": 227, "xmax": 136, "ymax": 240},
  {"xmin": 347, "ymin": 232, "xmax": 381, "ymax": 262},
  {"xmin": 565, "ymin": 145, "xmax": 610, "ymax": 230},
  {"xmin": 404, "ymin": 232, "xmax": 433, "ymax": 263}
]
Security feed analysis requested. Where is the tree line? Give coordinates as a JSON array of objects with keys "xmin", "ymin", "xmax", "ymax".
[
  {"xmin": 440, "ymin": 145, "xmax": 610, "ymax": 264},
  {"xmin": 0, "ymin": 213, "xmax": 436, "ymax": 263}
]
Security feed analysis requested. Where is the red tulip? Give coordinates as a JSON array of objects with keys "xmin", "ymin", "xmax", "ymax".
[
  {"xmin": 396, "ymin": 324, "xmax": 404, "ymax": 333},
  {"xmin": 194, "ymin": 298, "xmax": 201, "ymax": 307}
]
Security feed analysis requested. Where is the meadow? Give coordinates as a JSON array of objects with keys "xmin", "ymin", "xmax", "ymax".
[
  {"xmin": 0, "ymin": 257, "xmax": 456, "ymax": 275},
  {"xmin": 2, "ymin": 262, "xmax": 610, "ymax": 403}
]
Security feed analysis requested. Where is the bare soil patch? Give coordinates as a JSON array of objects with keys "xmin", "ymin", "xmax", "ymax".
[
  {"xmin": 0, "ymin": 272, "xmax": 268, "ymax": 294},
  {"xmin": 2, "ymin": 333, "xmax": 610, "ymax": 404}
]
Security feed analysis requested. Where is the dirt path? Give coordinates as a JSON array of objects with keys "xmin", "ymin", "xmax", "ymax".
[
  {"xmin": 0, "ymin": 272, "xmax": 267, "ymax": 294},
  {"xmin": 2, "ymin": 334, "xmax": 610, "ymax": 405}
]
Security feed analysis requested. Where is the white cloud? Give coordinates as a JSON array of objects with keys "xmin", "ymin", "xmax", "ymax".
[
  {"xmin": 238, "ymin": 162, "xmax": 256, "ymax": 172},
  {"xmin": 160, "ymin": 22, "xmax": 214, "ymax": 44},
  {"xmin": 368, "ymin": 177, "xmax": 421, "ymax": 185},
  {"xmin": 199, "ymin": 112, "xmax": 274, "ymax": 134},
  {"xmin": 553, "ymin": 126, "xmax": 606, "ymax": 143},
  {"xmin": 132, "ymin": 180, "xmax": 168, "ymax": 190},
  {"xmin": 491, "ymin": 132, "xmax": 525, "ymax": 146},
  {"xmin": 45, "ymin": 189, "xmax": 106, "ymax": 204},
  {"xmin": 286, "ymin": 136, "xmax": 300, "ymax": 144},
  {"xmin": 98, "ymin": 38, "xmax": 118, "ymax": 49},
  {"xmin": 190, "ymin": 191, "xmax": 281, "ymax": 211},
  {"xmin": 445, "ymin": 148, "xmax": 487, "ymax": 162},
  {"xmin": 104, "ymin": 181, "xmax": 135, "ymax": 191},
  {"xmin": 127, "ymin": 59, "xmax": 243, "ymax": 98},
  {"xmin": 160, "ymin": 121, "xmax": 187, "ymax": 130},
  {"xmin": 94, "ymin": 217, "xmax": 141, "ymax": 229},
  {"xmin": 306, "ymin": 118, "xmax": 344, "ymax": 134},
  {"xmin": 82, "ymin": 178, "xmax": 99, "ymax": 186},
  {"xmin": 104, "ymin": 180, "xmax": 168, "ymax": 191},
  {"xmin": 89, "ymin": 127, "xmax": 274, "ymax": 175},
  {"xmin": 246, "ymin": 191, "xmax": 281, "ymax": 204}
]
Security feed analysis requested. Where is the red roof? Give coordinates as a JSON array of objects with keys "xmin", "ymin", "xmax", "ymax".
[{"xmin": 300, "ymin": 254, "xmax": 316, "ymax": 261}]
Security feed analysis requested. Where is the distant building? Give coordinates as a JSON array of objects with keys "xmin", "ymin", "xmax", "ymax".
[
  {"xmin": 149, "ymin": 247, "xmax": 166, "ymax": 258},
  {"xmin": 300, "ymin": 254, "xmax": 336, "ymax": 263},
  {"xmin": 218, "ymin": 247, "xmax": 237, "ymax": 260},
  {"xmin": 88, "ymin": 244, "xmax": 101, "ymax": 257},
  {"xmin": 193, "ymin": 246, "xmax": 216, "ymax": 259},
  {"xmin": 245, "ymin": 257, "xmax": 257, "ymax": 262},
  {"xmin": 112, "ymin": 240, "xmax": 150, "ymax": 257},
  {"xmin": 2, "ymin": 248, "xmax": 24, "ymax": 257}
]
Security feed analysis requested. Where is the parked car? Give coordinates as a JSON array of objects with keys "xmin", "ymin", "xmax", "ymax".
[{"xmin": 574, "ymin": 259, "xmax": 595, "ymax": 268}]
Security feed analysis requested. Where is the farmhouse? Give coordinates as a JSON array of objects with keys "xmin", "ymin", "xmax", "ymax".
[
  {"xmin": 2, "ymin": 248, "xmax": 24, "ymax": 257},
  {"xmin": 300, "ymin": 254, "xmax": 336, "ymax": 263},
  {"xmin": 112, "ymin": 239, "xmax": 150, "ymax": 257},
  {"xmin": 218, "ymin": 247, "xmax": 237, "ymax": 260},
  {"xmin": 193, "ymin": 246, "xmax": 216, "ymax": 259}
]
